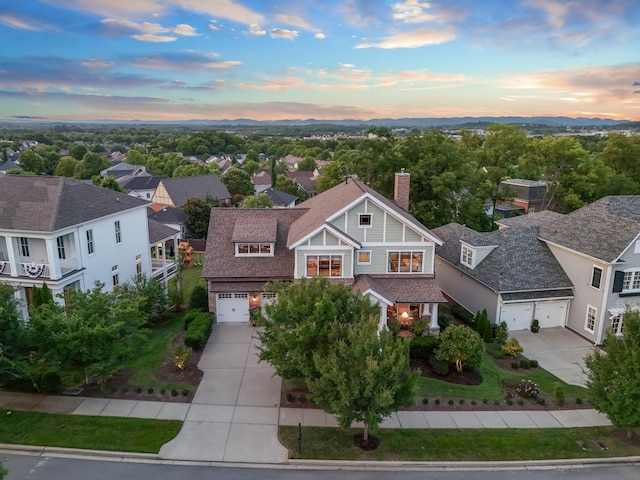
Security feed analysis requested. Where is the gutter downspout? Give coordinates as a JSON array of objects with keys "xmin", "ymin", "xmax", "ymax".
[{"xmin": 596, "ymin": 263, "xmax": 613, "ymax": 346}]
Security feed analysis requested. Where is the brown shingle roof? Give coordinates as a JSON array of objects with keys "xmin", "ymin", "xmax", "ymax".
[
  {"xmin": 353, "ymin": 274, "xmax": 447, "ymax": 304},
  {"xmin": 202, "ymin": 208, "xmax": 307, "ymax": 280},
  {"xmin": 0, "ymin": 175, "xmax": 148, "ymax": 232},
  {"xmin": 539, "ymin": 196, "xmax": 640, "ymax": 262},
  {"xmin": 232, "ymin": 215, "xmax": 278, "ymax": 242}
]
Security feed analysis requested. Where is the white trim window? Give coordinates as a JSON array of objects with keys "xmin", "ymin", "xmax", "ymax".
[
  {"xmin": 591, "ymin": 266, "xmax": 602, "ymax": 289},
  {"xmin": 461, "ymin": 245, "xmax": 474, "ymax": 268},
  {"xmin": 19, "ymin": 237, "xmax": 30, "ymax": 257},
  {"xmin": 114, "ymin": 220, "xmax": 122, "ymax": 244},
  {"xmin": 357, "ymin": 250, "xmax": 372, "ymax": 265},
  {"xmin": 585, "ymin": 305, "xmax": 597, "ymax": 333},
  {"xmin": 56, "ymin": 236, "xmax": 66, "ymax": 260},
  {"xmin": 622, "ymin": 270, "xmax": 640, "ymax": 292},
  {"xmin": 112, "ymin": 273, "xmax": 120, "ymax": 287},
  {"xmin": 235, "ymin": 243, "xmax": 273, "ymax": 256},
  {"xmin": 387, "ymin": 251, "xmax": 423, "ymax": 273},
  {"xmin": 86, "ymin": 229, "xmax": 95, "ymax": 255},
  {"xmin": 610, "ymin": 314, "xmax": 624, "ymax": 335},
  {"xmin": 306, "ymin": 254, "xmax": 343, "ymax": 277},
  {"xmin": 358, "ymin": 213, "xmax": 372, "ymax": 228}
]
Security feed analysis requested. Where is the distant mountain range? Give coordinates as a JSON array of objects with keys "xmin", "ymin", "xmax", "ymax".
[{"xmin": 4, "ymin": 115, "xmax": 636, "ymax": 128}]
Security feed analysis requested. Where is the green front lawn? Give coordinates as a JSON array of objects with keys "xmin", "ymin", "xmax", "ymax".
[
  {"xmin": 0, "ymin": 410, "xmax": 181, "ymax": 453},
  {"xmin": 170, "ymin": 264, "xmax": 205, "ymax": 302},
  {"xmin": 280, "ymin": 426, "xmax": 640, "ymax": 461},
  {"xmin": 415, "ymin": 353, "xmax": 588, "ymax": 400}
]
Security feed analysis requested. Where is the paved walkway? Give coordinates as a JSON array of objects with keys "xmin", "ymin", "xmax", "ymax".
[{"xmin": 0, "ymin": 324, "xmax": 612, "ymax": 465}]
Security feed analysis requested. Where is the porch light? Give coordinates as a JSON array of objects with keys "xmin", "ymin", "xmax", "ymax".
[{"xmin": 400, "ymin": 311, "xmax": 409, "ymax": 319}]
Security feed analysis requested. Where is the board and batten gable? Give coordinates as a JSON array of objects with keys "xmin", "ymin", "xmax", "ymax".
[{"xmin": 294, "ymin": 228, "xmax": 354, "ymax": 279}]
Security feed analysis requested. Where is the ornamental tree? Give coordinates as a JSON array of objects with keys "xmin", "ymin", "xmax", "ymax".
[
  {"xmin": 585, "ymin": 308, "xmax": 640, "ymax": 439},
  {"xmin": 257, "ymin": 276, "xmax": 380, "ymax": 380},
  {"xmin": 308, "ymin": 317, "xmax": 418, "ymax": 443},
  {"xmin": 435, "ymin": 324, "xmax": 485, "ymax": 373}
]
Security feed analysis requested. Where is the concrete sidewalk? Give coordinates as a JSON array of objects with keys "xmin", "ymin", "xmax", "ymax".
[{"xmin": 0, "ymin": 323, "xmax": 612, "ymax": 465}]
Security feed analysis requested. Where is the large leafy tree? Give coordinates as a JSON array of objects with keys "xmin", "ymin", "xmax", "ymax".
[
  {"xmin": 308, "ymin": 317, "xmax": 419, "ymax": 443},
  {"xmin": 117, "ymin": 275, "xmax": 167, "ymax": 324},
  {"xmin": 92, "ymin": 175, "xmax": 126, "ymax": 192},
  {"xmin": 0, "ymin": 284, "xmax": 27, "ymax": 387},
  {"xmin": 585, "ymin": 308, "xmax": 640, "ymax": 439},
  {"xmin": 74, "ymin": 152, "xmax": 109, "ymax": 179},
  {"xmin": 26, "ymin": 283, "xmax": 148, "ymax": 379},
  {"xmin": 173, "ymin": 163, "xmax": 218, "ymax": 178},
  {"xmin": 221, "ymin": 167, "xmax": 254, "ymax": 197},
  {"xmin": 257, "ymin": 277, "xmax": 380, "ymax": 380},
  {"xmin": 275, "ymin": 175, "xmax": 307, "ymax": 202},
  {"xmin": 316, "ymin": 160, "xmax": 347, "ymax": 193},
  {"xmin": 18, "ymin": 149, "xmax": 46, "ymax": 174},
  {"xmin": 241, "ymin": 193, "xmax": 274, "ymax": 208},
  {"xmin": 183, "ymin": 197, "xmax": 213, "ymax": 238},
  {"xmin": 54, "ymin": 155, "xmax": 79, "ymax": 177}
]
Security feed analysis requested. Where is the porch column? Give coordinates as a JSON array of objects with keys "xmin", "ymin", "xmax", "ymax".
[
  {"xmin": 379, "ymin": 304, "xmax": 386, "ymax": 330},
  {"xmin": 429, "ymin": 303, "xmax": 440, "ymax": 337},
  {"xmin": 6, "ymin": 236, "xmax": 18, "ymax": 278},
  {"xmin": 45, "ymin": 238, "xmax": 61, "ymax": 280}
]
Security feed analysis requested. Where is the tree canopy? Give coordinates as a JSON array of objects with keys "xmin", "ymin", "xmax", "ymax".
[{"xmin": 183, "ymin": 197, "xmax": 213, "ymax": 238}]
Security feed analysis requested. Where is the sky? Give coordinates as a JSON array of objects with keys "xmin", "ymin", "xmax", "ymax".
[{"xmin": 1, "ymin": 0, "xmax": 639, "ymax": 122}]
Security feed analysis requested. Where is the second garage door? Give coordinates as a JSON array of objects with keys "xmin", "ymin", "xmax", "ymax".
[
  {"xmin": 499, "ymin": 302, "xmax": 534, "ymax": 330},
  {"xmin": 216, "ymin": 293, "xmax": 250, "ymax": 323},
  {"xmin": 534, "ymin": 300, "xmax": 567, "ymax": 328}
]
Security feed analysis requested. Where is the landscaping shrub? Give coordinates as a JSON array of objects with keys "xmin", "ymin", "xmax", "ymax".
[
  {"xmin": 184, "ymin": 311, "xmax": 213, "ymax": 350},
  {"xmin": 410, "ymin": 336, "xmax": 441, "ymax": 360},
  {"xmin": 530, "ymin": 359, "xmax": 539, "ymax": 368},
  {"xmin": 188, "ymin": 283, "xmax": 209, "ymax": 312},
  {"xmin": 519, "ymin": 359, "xmax": 531, "ymax": 369},
  {"xmin": 183, "ymin": 308, "xmax": 203, "ymax": 329},
  {"xmin": 428, "ymin": 355, "xmax": 450, "ymax": 376},
  {"xmin": 517, "ymin": 398, "xmax": 524, "ymax": 405},
  {"xmin": 448, "ymin": 399, "xmax": 454, "ymax": 405},
  {"xmin": 502, "ymin": 338, "xmax": 523, "ymax": 358},
  {"xmin": 172, "ymin": 343, "xmax": 192, "ymax": 370},
  {"xmin": 486, "ymin": 341, "xmax": 506, "ymax": 359},
  {"xmin": 536, "ymin": 397, "xmax": 546, "ymax": 405},
  {"xmin": 554, "ymin": 383, "xmax": 565, "ymax": 406},
  {"xmin": 412, "ymin": 319, "xmax": 428, "ymax": 336},
  {"xmin": 506, "ymin": 398, "xmax": 513, "ymax": 405},
  {"xmin": 171, "ymin": 389, "xmax": 178, "ymax": 396},
  {"xmin": 422, "ymin": 398, "xmax": 429, "ymax": 404},
  {"xmin": 435, "ymin": 399, "xmax": 441, "ymax": 405},
  {"xmin": 494, "ymin": 321, "xmax": 509, "ymax": 345},
  {"xmin": 511, "ymin": 360, "xmax": 520, "ymax": 369},
  {"xmin": 450, "ymin": 304, "xmax": 475, "ymax": 325},
  {"xmin": 474, "ymin": 309, "xmax": 493, "ymax": 343},
  {"xmin": 437, "ymin": 312, "xmax": 453, "ymax": 332},
  {"xmin": 148, "ymin": 387, "xmax": 154, "ymax": 394},
  {"xmin": 576, "ymin": 397, "xmax": 583, "ymax": 404},
  {"xmin": 516, "ymin": 379, "xmax": 540, "ymax": 399},
  {"xmin": 38, "ymin": 371, "xmax": 61, "ymax": 394}
]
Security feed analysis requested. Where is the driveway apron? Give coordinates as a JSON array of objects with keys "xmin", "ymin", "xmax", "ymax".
[{"xmin": 158, "ymin": 324, "xmax": 288, "ymax": 463}]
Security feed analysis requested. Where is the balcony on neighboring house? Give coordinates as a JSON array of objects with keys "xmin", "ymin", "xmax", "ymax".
[
  {"xmin": 0, "ymin": 260, "xmax": 10, "ymax": 276},
  {"xmin": 151, "ymin": 258, "xmax": 178, "ymax": 282}
]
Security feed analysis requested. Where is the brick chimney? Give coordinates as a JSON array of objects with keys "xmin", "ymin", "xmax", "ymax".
[{"xmin": 394, "ymin": 168, "xmax": 410, "ymax": 211}]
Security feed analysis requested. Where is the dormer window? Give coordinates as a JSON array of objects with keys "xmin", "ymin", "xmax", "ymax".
[
  {"xmin": 235, "ymin": 243, "xmax": 273, "ymax": 256},
  {"xmin": 461, "ymin": 245, "xmax": 474, "ymax": 268},
  {"xmin": 358, "ymin": 213, "xmax": 372, "ymax": 228}
]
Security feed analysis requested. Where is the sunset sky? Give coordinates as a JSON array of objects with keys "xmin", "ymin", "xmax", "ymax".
[{"xmin": 1, "ymin": 0, "xmax": 639, "ymax": 122}]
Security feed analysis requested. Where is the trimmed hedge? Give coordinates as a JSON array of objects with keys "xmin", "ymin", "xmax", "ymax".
[
  {"xmin": 183, "ymin": 308, "xmax": 203, "ymax": 329},
  {"xmin": 409, "ymin": 335, "xmax": 441, "ymax": 360},
  {"xmin": 184, "ymin": 311, "xmax": 213, "ymax": 350},
  {"xmin": 450, "ymin": 304, "xmax": 475, "ymax": 325}
]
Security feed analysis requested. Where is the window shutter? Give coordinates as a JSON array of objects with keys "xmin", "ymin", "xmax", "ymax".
[{"xmin": 612, "ymin": 271, "xmax": 625, "ymax": 293}]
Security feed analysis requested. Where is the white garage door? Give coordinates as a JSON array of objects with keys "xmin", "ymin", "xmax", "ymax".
[
  {"xmin": 534, "ymin": 300, "xmax": 567, "ymax": 328},
  {"xmin": 216, "ymin": 293, "xmax": 250, "ymax": 323},
  {"xmin": 261, "ymin": 292, "xmax": 278, "ymax": 318},
  {"xmin": 500, "ymin": 302, "xmax": 533, "ymax": 330}
]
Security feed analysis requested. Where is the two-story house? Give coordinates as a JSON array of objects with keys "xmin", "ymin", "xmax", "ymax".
[
  {"xmin": 538, "ymin": 196, "xmax": 640, "ymax": 344},
  {"xmin": 0, "ymin": 175, "xmax": 155, "ymax": 316},
  {"xmin": 151, "ymin": 174, "xmax": 231, "ymax": 208},
  {"xmin": 202, "ymin": 172, "xmax": 446, "ymax": 332}
]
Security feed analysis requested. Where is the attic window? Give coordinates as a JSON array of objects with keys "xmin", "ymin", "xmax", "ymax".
[
  {"xmin": 235, "ymin": 243, "xmax": 273, "ymax": 257},
  {"xmin": 461, "ymin": 245, "xmax": 474, "ymax": 268},
  {"xmin": 359, "ymin": 213, "xmax": 372, "ymax": 228}
]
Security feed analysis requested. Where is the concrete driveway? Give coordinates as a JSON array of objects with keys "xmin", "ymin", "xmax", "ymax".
[{"xmin": 510, "ymin": 327, "xmax": 598, "ymax": 387}]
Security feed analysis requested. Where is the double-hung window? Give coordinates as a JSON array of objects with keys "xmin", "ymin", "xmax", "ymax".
[
  {"xmin": 86, "ymin": 229, "xmax": 94, "ymax": 254},
  {"xmin": 461, "ymin": 245, "xmax": 474, "ymax": 267},
  {"xmin": 56, "ymin": 236, "xmax": 66, "ymax": 260},
  {"xmin": 591, "ymin": 266, "xmax": 602, "ymax": 289},
  {"xmin": 306, "ymin": 255, "xmax": 342, "ymax": 277},
  {"xmin": 387, "ymin": 251, "xmax": 423, "ymax": 273},
  {"xmin": 19, "ymin": 237, "xmax": 30, "ymax": 257},
  {"xmin": 114, "ymin": 221, "xmax": 122, "ymax": 244},
  {"xmin": 585, "ymin": 305, "xmax": 597, "ymax": 333}
]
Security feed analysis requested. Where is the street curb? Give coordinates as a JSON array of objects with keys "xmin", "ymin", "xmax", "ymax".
[{"xmin": 2, "ymin": 443, "xmax": 640, "ymax": 471}]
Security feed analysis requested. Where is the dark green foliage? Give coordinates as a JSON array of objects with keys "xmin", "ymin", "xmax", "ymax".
[
  {"xmin": 437, "ymin": 312, "xmax": 453, "ymax": 332},
  {"xmin": 495, "ymin": 321, "xmax": 509, "ymax": 345},
  {"xmin": 118, "ymin": 275, "xmax": 167, "ymax": 324},
  {"xmin": 435, "ymin": 324, "xmax": 485, "ymax": 373},
  {"xmin": 188, "ymin": 284, "xmax": 209, "ymax": 312},
  {"xmin": 511, "ymin": 361, "xmax": 520, "ymax": 369},
  {"xmin": 428, "ymin": 355, "xmax": 450, "ymax": 376},
  {"xmin": 450, "ymin": 304, "xmax": 474, "ymax": 325},
  {"xmin": 530, "ymin": 359, "xmax": 539, "ymax": 368},
  {"xmin": 519, "ymin": 359, "xmax": 532, "ymax": 369},
  {"xmin": 422, "ymin": 398, "xmax": 429, "ymax": 404},
  {"xmin": 184, "ymin": 311, "xmax": 213, "ymax": 350},
  {"xmin": 38, "ymin": 371, "xmax": 62, "ymax": 394},
  {"xmin": 554, "ymin": 383, "xmax": 565, "ymax": 406},
  {"xmin": 183, "ymin": 197, "xmax": 213, "ymax": 239},
  {"xmin": 183, "ymin": 308, "xmax": 202, "ymax": 329},
  {"xmin": 409, "ymin": 336, "xmax": 440, "ymax": 360},
  {"xmin": 474, "ymin": 309, "xmax": 493, "ymax": 343}
]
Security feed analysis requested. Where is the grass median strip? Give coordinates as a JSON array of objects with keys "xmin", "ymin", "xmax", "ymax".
[
  {"xmin": 280, "ymin": 426, "xmax": 640, "ymax": 461},
  {"xmin": 0, "ymin": 409, "xmax": 181, "ymax": 453}
]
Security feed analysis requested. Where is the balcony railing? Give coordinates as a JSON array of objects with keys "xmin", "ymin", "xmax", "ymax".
[
  {"xmin": 0, "ymin": 261, "xmax": 9, "ymax": 275},
  {"xmin": 60, "ymin": 257, "xmax": 78, "ymax": 276},
  {"xmin": 20, "ymin": 262, "xmax": 50, "ymax": 278},
  {"xmin": 152, "ymin": 260, "xmax": 178, "ymax": 281}
]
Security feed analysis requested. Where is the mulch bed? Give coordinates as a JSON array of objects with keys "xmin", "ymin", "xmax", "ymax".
[
  {"xmin": 281, "ymin": 355, "xmax": 592, "ymax": 412},
  {"xmin": 78, "ymin": 330, "xmax": 203, "ymax": 403}
]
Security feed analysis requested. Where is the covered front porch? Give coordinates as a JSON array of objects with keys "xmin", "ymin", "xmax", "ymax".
[{"xmin": 353, "ymin": 274, "xmax": 447, "ymax": 337}]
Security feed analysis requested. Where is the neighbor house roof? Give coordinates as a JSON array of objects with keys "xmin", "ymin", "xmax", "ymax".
[
  {"xmin": 288, "ymin": 177, "xmax": 441, "ymax": 247},
  {"xmin": 158, "ymin": 174, "xmax": 230, "ymax": 207},
  {"xmin": 147, "ymin": 206, "xmax": 187, "ymax": 224},
  {"xmin": 119, "ymin": 174, "xmax": 163, "ymax": 192},
  {"xmin": 0, "ymin": 175, "xmax": 149, "ymax": 232},
  {"xmin": 496, "ymin": 210, "xmax": 565, "ymax": 229},
  {"xmin": 202, "ymin": 208, "xmax": 307, "ymax": 280},
  {"xmin": 262, "ymin": 187, "xmax": 297, "ymax": 207},
  {"xmin": 147, "ymin": 218, "xmax": 179, "ymax": 244},
  {"xmin": 286, "ymin": 171, "xmax": 317, "ymax": 193},
  {"xmin": 0, "ymin": 160, "xmax": 22, "ymax": 172},
  {"xmin": 433, "ymin": 222, "xmax": 572, "ymax": 294},
  {"xmin": 353, "ymin": 274, "xmax": 447, "ymax": 304},
  {"xmin": 539, "ymin": 196, "xmax": 640, "ymax": 263}
]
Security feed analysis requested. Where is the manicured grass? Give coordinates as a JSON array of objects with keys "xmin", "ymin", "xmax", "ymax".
[
  {"xmin": 280, "ymin": 426, "xmax": 640, "ymax": 461},
  {"xmin": 169, "ymin": 264, "xmax": 205, "ymax": 302},
  {"xmin": 415, "ymin": 353, "xmax": 588, "ymax": 400},
  {"xmin": 0, "ymin": 410, "xmax": 181, "ymax": 453}
]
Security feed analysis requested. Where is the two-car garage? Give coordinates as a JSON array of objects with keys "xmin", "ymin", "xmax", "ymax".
[
  {"xmin": 215, "ymin": 292, "xmax": 278, "ymax": 323},
  {"xmin": 499, "ymin": 299, "xmax": 569, "ymax": 331}
]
